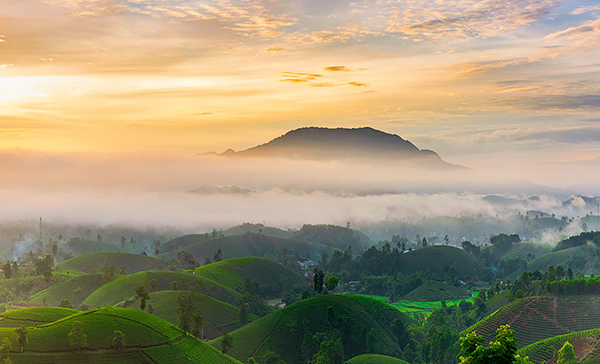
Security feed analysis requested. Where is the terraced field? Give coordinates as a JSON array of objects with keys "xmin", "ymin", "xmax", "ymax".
[
  {"xmin": 0, "ymin": 307, "xmax": 241, "ymax": 364},
  {"xmin": 346, "ymin": 354, "xmax": 410, "ymax": 364},
  {"xmin": 403, "ymin": 282, "xmax": 471, "ymax": 301},
  {"xmin": 463, "ymin": 295, "xmax": 600, "ymax": 348},
  {"xmin": 121, "ymin": 290, "xmax": 251, "ymax": 339},
  {"xmin": 210, "ymin": 294, "xmax": 411, "ymax": 363},
  {"xmin": 518, "ymin": 329, "xmax": 600, "ymax": 364},
  {"xmin": 56, "ymin": 252, "xmax": 166, "ymax": 274},
  {"xmin": 27, "ymin": 274, "xmax": 109, "ymax": 307},
  {"xmin": 194, "ymin": 257, "xmax": 308, "ymax": 295},
  {"xmin": 0, "ymin": 307, "xmax": 79, "ymax": 327},
  {"xmin": 82, "ymin": 270, "xmax": 240, "ymax": 308}
]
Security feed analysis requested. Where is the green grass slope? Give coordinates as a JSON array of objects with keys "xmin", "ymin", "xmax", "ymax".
[
  {"xmin": 162, "ymin": 233, "xmax": 335, "ymax": 262},
  {"xmin": 0, "ymin": 275, "xmax": 71, "ymax": 302},
  {"xmin": 525, "ymin": 244, "xmax": 592, "ymax": 274},
  {"xmin": 346, "ymin": 354, "xmax": 410, "ymax": 364},
  {"xmin": 518, "ymin": 329, "xmax": 600, "ymax": 364},
  {"xmin": 210, "ymin": 294, "xmax": 411, "ymax": 364},
  {"xmin": 0, "ymin": 307, "xmax": 241, "ymax": 364},
  {"xmin": 194, "ymin": 257, "xmax": 308, "ymax": 295},
  {"xmin": 397, "ymin": 246, "xmax": 486, "ymax": 280},
  {"xmin": 463, "ymin": 295, "xmax": 600, "ymax": 349},
  {"xmin": 223, "ymin": 223, "xmax": 295, "ymax": 239},
  {"xmin": 27, "ymin": 274, "xmax": 109, "ymax": 307},
  {"xmin": 158, "ymin": 234, "xmax": 213, "ymax": 254},
  {"xmin": 82, "ymin": 270, "xmax": 240, "ymax": 308},
  {"xmin": 403, "ymin": 282, "xmax": 471, "ymax": 301},
  {"xmin": 56, "ymin": 252, "xmax": 166, "ymax": 274},
  {"xmin": 121, "ymin": 290, "xmax": 251, "ymax": 340},
  {"xmin": 293, "ymin": 224, "xmax": 373, "ymax": 252},
  {"xmin": 61, "ymin": 238, "xmax": 121, "ymax": 257},
  {"xmin": 0, "ymin": 307, "xmax": 79, "ymax": 327},
  {"xmin": 500, "ymin": 242, "xmax": 553, "ymax": 260}
]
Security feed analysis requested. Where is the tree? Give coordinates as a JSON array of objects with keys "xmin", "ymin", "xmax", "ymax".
[
  {"xmin": 177, "ymin": 293, "xmax": 203, "ymax": 337},
  {"xmin": 239, "ymin": 301, "xmax": 249, "ymax": 326},
  {"xmin": 68, "ymin": 321, "xmax": 87, "ymax": 354},
  {"xmin": 221, "ymin": 330, "xmax": 233, "ymax": 355},
  {"xmin": 309, "ymin": 338, "xmax": 344, "ymax": 364},
  {"xmin": 2, "ymin": 262, "xmax": 11, "ymax": 279},
  {"xmin": 214, "ymin": 249, "xmax": 223, "ymax": 262},
  {"xmin": 366, "ymin": 328, "xmax": 379, "ymax": 353},
  {"xmin": 15, "ymin": 326, "xmax": 27, "ymax": 352},
  {"xmin": 325, "ymin": 276, "xmax": 339, "ymax": 291},
  {"xmin": 135, "ymin": 285, "xmax": 150, "ymax": 311},
  {"xmin": 112, "ymin": 330, "xmax": 126, "ymax": 351},
  {"xmin": 313, "ymin": 269, "xmax": 324, "ymax": 294},
  {"xmin": 459, "ymin": 325, "xmax": 534, "ymax": 364},
  {"xmin": 557, "ymin": 341, "xmax": 576, "ymax": 364},
  {"xmin": 0, "ymin": 337, "xmax": 12, "ymax": 364}
]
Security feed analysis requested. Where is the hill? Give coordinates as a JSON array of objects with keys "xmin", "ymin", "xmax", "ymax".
[
  {"xmin": 157, "ymin": 234, "xmax": 213, "ymax": 254},
  {"xmin": 222, "ymin": 223, "xmax": 295, "ymax": 239},
  {"xmin": 396, "ymin": 246, "xmax": 486, "ymax": 280},
  {"xmin": 27, "ymin": 274, "xmax": 109, "ymax": 308},
  {"xmin": 61, "ymin": 238, "xmax": 121, "ymax": 257},
  {"xmin": 346, "ymin": 354, "xmax": 410, "ymax": 364},
  {"xmin": 0, "ymin": 307, "xmax": 79, "ymax": 327},
  {"xmin": 121, "ymin": 290, "xmax": 250, "ymax": 340},
  {"xmin": 81, "ymin": 270, "xmax": 240, "ymax": 308},
  {"xmin": 293, "ymin": 224, "xmax": 373, "ymax": 252},
  {"xmin": 56, "ymin": 252, "xmax": 166, "ymax": 274},
  {"xmin": 518, "ymin": 328, "xmax": 600, "ymax": 364},
  {"xmin": 210, "ymin": 294, "xmax": 412, "ymax": 363},
  {"xmin": 524, "ymin": 244, "xmax": 592, "ymax": 275},
  {"xmin": 210, "ymin": 127, "xmax": 457, "ymax": 168},
  {"xmin": 0, "ymin": 307, "xmax": 241, "ymax": 364},
  {"xmin": 499, "ymin": 242, "xmax": 553, "ymax": 261},
  {"xmin": 403, "ymin": 282, "xmax": 471, "ymax": 301},
  {"xmin": 162, "ymin": 233, "xmax": 335, "ymax": 263},
  {"xmin": 194, "ymin": 257, "xmax": 308, "ymax": 296},
  {"xmin": 463, "ymin": 295, "xmax": 600, "ymax": 349}
]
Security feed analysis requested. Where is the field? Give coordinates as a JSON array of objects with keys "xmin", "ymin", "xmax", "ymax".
[
  {"xmin": 121, "ymin": 290, "xmax": 251, "ymax": 339},
  {"xmin": 346, "ymin": 354, "xmax": 410, "ymax": 364},
  {"xmin": 194, "ymin": 257, "xmax": 308, "ymax": 295},
  {"xmin": 0, "ymin": 307, "xmax": 242, "ymax": 364},
  {"xmin": 56, "ymin": 252, "xmax": 166, "ymax": 274},
  {"xmin": 0, "ymin": 307, "xmax": 79, "ymax": 327},
  {"xmin": 27, "ymin": 274, "xmax": 110, "ymax": 307},
  {"xmin": 518, "ymin": 328, "xmax": 600, "ymax": 364},
  {"xmin": 81, "ymin": 270, "xmax": 240, "ymax": 308},
  {"xmin": 161, "ymin": 234, "xmax": 335, "ymax": 262},
  {"xmin": 463, "ymin": 295, "xmax": 600, "ymax": 348},
  {"xmin": 354, "ymin": 294, "xmax": 476, "ymax": 318}
]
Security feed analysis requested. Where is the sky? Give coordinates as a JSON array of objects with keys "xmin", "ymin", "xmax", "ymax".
[{"xmin": 1, "ymin": 0, "xmax": 600, "ymax": 190}]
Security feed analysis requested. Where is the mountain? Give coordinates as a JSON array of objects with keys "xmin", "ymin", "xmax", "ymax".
[{"xmin": 205, "ymin": 127, "xmax": 459, "ymax": 167}]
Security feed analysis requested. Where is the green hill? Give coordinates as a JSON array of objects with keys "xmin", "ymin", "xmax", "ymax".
[
  {"xmin": 223, "ymin": 223, "xmax": 295, "ymax": 239},
  {"xmin": 162, "ymin": 233, "xmax": 335, "ymax": 263},
  {"xmin": 56, "ymin": 252, "xmax": 166, "ymax": 274},
  {"xmin": 81, "ymin": 270, "xmax": 240, "ymax": 308},
  {"xmin": 403, "ymin": 282, "xmax": 471, "ymax": 301},
  {"xmin": 27, "ymin": 274, "xmax": 110, "ymax": 308},
  {"xmin": 293, "ymin": 224, "xmax": 373, "ymax": 252},
  {"xmin": 397, "ymin": 246, "xmax": 486, "ymax": 280},
  {"xmin": 518, "ymin": 328, "xmax": 600, "ymax": 364},
  {"xmin": 526, "ymin": 244, "xmax": 592, "ymax": 273},
  {"xmin": 121, "ymin": 290, "xmax": 252, "ymax": 340},
  {"xmin": 463, "ymin": 295, "xmax": 600, "ymax": 349},
  {"xmin": 194, "ymin": 257, "xmax": 308, "ymax": 296},
  {"xmin": 0, "ymin": 307, "xmax": 79, "ymax": 327},
  {"xmin": 0, "ymin": 275, "xmax": 71, "ymax": 302},
  {"xmin": 210, "ymin": 294, "xmax": 411, "ymax": 363},
  {"xmin": 0, "ymin": 307, "xmax": 241, "ymax": 364},
  {"xmin": 499, "ymin": 242, "xmax": 553, "ymax": 260},
  {"xmin": 346, "ymin": 354, "xmax": 410, "ymax": 364},
  {"xmin": 158, "ymin": 234, "xmax": 213, "ymax": 254}
]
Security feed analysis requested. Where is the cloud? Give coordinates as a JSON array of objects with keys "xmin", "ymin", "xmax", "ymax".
[
  {"xmin": 571, "ymin": 5, "xmax": 600, "ymax": 16},
  {"xmin": 325, "ymin": 66, "xmax": 351, "ymax": 72},
  {"xmin": 449, "ymin": 57, "xmax": 539, "ymax": 78},
  {"xmin": 347, "ymin": 81, "xmax": 368, "ymax": 87},
  {"xmin": 545, "ymin": 18, "xmax": 600, "ymax": 39}
]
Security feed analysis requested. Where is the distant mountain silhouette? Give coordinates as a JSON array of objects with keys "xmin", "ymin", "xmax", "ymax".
[{"xmin": 203, "ymin": 127, "xmax": 461, "ymax": 168}]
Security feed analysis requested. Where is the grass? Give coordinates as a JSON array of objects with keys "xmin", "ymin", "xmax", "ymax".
[
  {"xmin": 462, "ymin": 295, "xmax": 600, "ymax": 349},
  {"xmin": 194, "ymin": 257, "xmax": 308, "ymax": 294},
  {"xmin": 210, "ymin": 294, "xmax": 411, "ymax": 363},
  {"xmin": 27, "ymin": 274, "xmax": 110, "ymax": 307},
  {"xmin": 346, "ymin": 354, "xmax": 410, "ymax": 364},
  {"xmin": 121, "ymin": 290, "xmax": 254, "ymax": 340},
  {"xmin": 81, "ymin": 270, "xmax": 240, "ymax": 308},
  {"xmin": 161, "ymin": 233, "xmax": 336, "ymax": 262},
  {"xmin": 517, "ymin": 328, "xmax": 600, "ymax": 364},
  {"xmin": 56, "ymin": 252, "xmax": 166, "ymax": 274},
  {"xmin": 403, "ymin": 282, "xmax": 471, "ymax": 301},
  {"xmin": 0, "ymin": 307, "xmax": 242, "ymax": 364}
]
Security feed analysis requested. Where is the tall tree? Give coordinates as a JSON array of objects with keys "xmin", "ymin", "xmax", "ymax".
[
  {"xmin": 557, "ymin": 341, "xmax": 576, "ymax": 364},
  {"xmin": 135, "ymin": 285, "xmax": 150, "ymax": 311},
  {"xmin": 68, "ymin": 321, "xmax": 87, "ymax": 354},
  {"xmin": 459, "ymin": 325, "xmax": 534, "ymax": 364},
  {"xmin": 15, "ymin": 326, "xmax": 27, "ymax": 352},
  {"xmin": 221, "ymin": 330, "xmax": 233, "ymax": 355},
  {"xmin": 112, "ymin": 330, "xmax": 126, "ymax": 351}
]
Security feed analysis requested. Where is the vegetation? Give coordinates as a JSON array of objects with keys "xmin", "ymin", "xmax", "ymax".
[{"xmin": 56, "ymin": 252, "xmax": 165, "ymax": 274}]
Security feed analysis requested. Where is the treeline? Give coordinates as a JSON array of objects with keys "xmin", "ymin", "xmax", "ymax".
[{"xmin": 553, "ymin": 231, "xmax": 600, "ymax": 252}]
